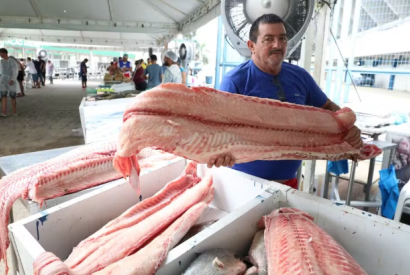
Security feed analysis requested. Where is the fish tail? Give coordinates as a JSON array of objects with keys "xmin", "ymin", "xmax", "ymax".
[{"xmin": 113, "ymin": 154, "xmax": 141, "ymax": 195}]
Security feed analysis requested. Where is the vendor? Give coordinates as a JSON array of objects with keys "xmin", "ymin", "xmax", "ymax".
[
  {"xmin": 162, "ymin": 51, "xmax": 182, "ymax": 84},
  {"xmin": 209, "ymin": 14, "xmax": 362, "ymax": 189},
  {"xmin": 119, "ymin": 54, "xmax": 132, "ymax": 72}
]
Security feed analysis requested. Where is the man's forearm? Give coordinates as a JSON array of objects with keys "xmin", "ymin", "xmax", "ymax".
[{"xmin": 322, "ymin": 99, "xmax": 341, "ymax": 112}]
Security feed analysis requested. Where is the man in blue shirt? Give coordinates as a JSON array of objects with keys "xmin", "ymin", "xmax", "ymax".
[
  {"xmin": 119, "ymin": 54, "xmax": 132, "ymax": 72},
  {"xmin": 145, "ymin": 55, "xmax": 162, "ymax": 89},
  {"xmin": 209, "ymin": 14, "xmax": 362, "ymax": 188}
]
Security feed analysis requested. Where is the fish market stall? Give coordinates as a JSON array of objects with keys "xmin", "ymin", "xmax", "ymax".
[
  {"xmin": 9, "ymin": 165, "xmax": 410, "ymax": 275},
  {"xmin": 79, "ymin": 97, "xmax": 135, "ymax": 144},
  {"xmin": 0, "ymin": 145, "xmax": 185, "ymax": 275}
]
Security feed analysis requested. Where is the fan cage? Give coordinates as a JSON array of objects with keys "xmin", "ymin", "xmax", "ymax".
[{"xmin": 225, "ymin": 0, "xmax": 310, "ymax": 43}]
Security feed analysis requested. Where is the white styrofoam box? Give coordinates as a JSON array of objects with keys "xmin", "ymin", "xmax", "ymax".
[
  {"xmin": 158, "ymin": 175, "xmax": 410, "ymax": 275},
  {"xmin": 9, "ymin": 158, "xmax": 186, "ymax": 275},
  {"xmin": 9, "ymin": 164, "xmax": 275, "ymax": 275},
  {"xmin": 12, "ymin": 163, "xmax": 410, "ymax": 275},
  {"xmin": 78, "ymin": 97, "xmax": 135, "ymax": 144}
]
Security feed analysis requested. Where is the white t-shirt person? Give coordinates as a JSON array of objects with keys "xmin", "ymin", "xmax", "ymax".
[
  {"xmin": 162, "ymin": 50, "xmax": 182, "ymax": 84},
  {"xmin": 26, "ymin": 60, "xmax": 38, "ymax": 74}
]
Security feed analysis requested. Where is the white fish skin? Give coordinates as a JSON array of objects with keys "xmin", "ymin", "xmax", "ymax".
[
  {"xmin": 183, "ymin": 249, "xmax": 247, "ymax": 275},
  {"xmin": 244, "ymin": 266, "xmax": 258, "ymax": 275},
  {"xmin": 248, "ymin": 230, "xmax": 267, "ymax": 275}
]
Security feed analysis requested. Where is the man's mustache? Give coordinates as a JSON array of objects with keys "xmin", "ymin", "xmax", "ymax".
[{"xmin": 269, "ymin": 49, "xmax": 283, "ymax": 55}]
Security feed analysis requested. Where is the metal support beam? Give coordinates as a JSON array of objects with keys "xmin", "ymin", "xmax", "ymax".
[
  {"xmin": 313, "ymin": 4, "xmax": 330, "ymax": 87},
  {"xmin": 156, "ymin": 0, "xmax": 188, "ymax": 16},
  {"xmin": 0, "ymin": 16, "xmax": 178, "ymax": 34},
  {"xmin": 0, "ymin": 33, "xmax": 159, "ymax": 47},
  {"xmin": 361, "ymin": 5, "xmax": 380, "ymax": 26},
  {"xmin": 180, "ymin": 0, "xmax": 220, "ymax": 30},
  {"xmin": 107, "ymin": 0, "xmax": 114, "ymax": 21},
  {"xmin": 383, "ymin": 0, "xmax": 401, "ymax": 19},
  {"xmin": 141, "ymin": 0, "xmax": 178, "ymax": 23},
  {"xmin": 28, "ymin": 0, "xmax": 42, "ymax": 18}
]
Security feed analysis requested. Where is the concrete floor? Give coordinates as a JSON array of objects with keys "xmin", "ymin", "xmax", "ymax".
[
  {"xmin": 0, "ymin": 82, "xmax": 409, "ymax": 274},
  {"xmin": 0, "ymin": 78, "xmax": 99, "ymax": 274}
]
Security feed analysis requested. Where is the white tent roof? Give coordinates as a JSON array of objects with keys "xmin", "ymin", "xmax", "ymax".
[{"xmin": 0, "ymin": 0, "xmax": 219, "ymax": 48}]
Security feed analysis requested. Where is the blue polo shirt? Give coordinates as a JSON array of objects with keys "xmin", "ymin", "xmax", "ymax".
[{"xmin": 219, "ymin": 60, "xmax": 328, "ymax": 180}]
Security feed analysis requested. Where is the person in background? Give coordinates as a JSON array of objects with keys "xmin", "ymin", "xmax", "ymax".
[
  {"xmin": 133, "ymin": 59, "xmax": 147, "ymax": 91},
  {"xmin": 26, "ymin": 57, "xmax": 40, "ymax": 88},
  {"xmin": 80, "ymin": 58, "xmax": 88, "ymax": 89},
  {"xmin": 211, "ymin": 14, "xmax": 362, "ymax": 188},
  {"xmin": 38, "ymin": 56, "xmax": 46, "ymax": 86},
  {"xmin": 162, "ymin": 51, "xmax": 181, "ymax": 84},
  {"xmin": 0, "ymin": 48, "xmax": 18, "ymax": 117},
  {"xmin": 119, "ymin": 54, "xmax": 132, "ymax": 72},
  {"xmin": 145, "ymin": 54, "xmax": 162, "ymax": 89},
  {"xmin": 16, "ymin": 58, "xmax": 26, "ymax": 96},
  {"xmin": 147, "ymin": 58, "xmax": 151, "ymax": 66},
  {"xmin": 177, "ymin": 58, "xmax": 187, "ymax": 85},
  {"xmin": 46, "ymin": 60, "xmax": 55, "ymax": 84}
]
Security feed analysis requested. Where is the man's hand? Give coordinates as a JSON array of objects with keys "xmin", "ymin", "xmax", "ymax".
[
  {"xmin": 344, "ymin": 126, "xmax": 363, "ymax": 149},
  {"xmin": 207, "ymin": 154, "xmax": 235, "ymax": 168},
  {"xmin": 8, "ymin": 80, "xmax": 13, "ymax": 85}
]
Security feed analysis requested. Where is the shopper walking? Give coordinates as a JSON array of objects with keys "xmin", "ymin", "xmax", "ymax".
[
  {"xmin": 0, "ymin": 48, "xmax": 18, "ymax": 117},
  {"xmin": 46, "ymin": 60, "xmax": 55, "ymax": 84},
  {"xmin": 26, "ymin": 57, "xmax": 40, "ymax": 88},
  {"xmin": 80, "ymin": 59, "xmax": 88, "ymax": 88},
  {"xmin": 38, "ymin": 56, "xmax": 46, "ymax": 86}
]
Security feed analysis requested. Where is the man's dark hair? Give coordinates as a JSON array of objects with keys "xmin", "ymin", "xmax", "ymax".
[
  {"xmin": 150, "ymin": 54, "xmax": 157, "ymax": 61},
  {"xmin": 84, "ymin": 58, "xmax": 88, "ymax": 62},
  {"xmin": 27, "ymin": 57, "xmax": 31, "ymax": 61},
  {"xmin": 0, "ymin": 48, "xmax": 8, "ymax": 54},
  {"xmin": 249, "ymin": 14, "xmax": 286, "ymax": 43}
]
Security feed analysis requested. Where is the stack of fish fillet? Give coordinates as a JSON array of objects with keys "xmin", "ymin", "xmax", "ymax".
[
  {"xmin": 33, "ymin": 161, "xmax": 214, "ymax": 275},
  {"xmin": 0, "ymin": 141, "xmax": 178, "ymax": 273}
]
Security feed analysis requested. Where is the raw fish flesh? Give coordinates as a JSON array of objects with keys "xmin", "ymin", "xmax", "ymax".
[
  {"xmin": 259, "ymin": 208, "xmax": 368, "ymax": 275},
  {"xmin": 113, "ymin": 83, "xmax": 382, "ymax": 197}
]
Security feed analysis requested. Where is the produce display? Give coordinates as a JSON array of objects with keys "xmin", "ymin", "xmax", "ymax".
[
  {"xmin": 0, "ymin": 142, "xmax": 178, "ymax": 272},
  {"xmin": 113, "ymin": 83, "xmax": 382, "ymax": 196},
  {"xmin": 33, "ymin": 162, "xmax": 214, "ymax": 275}
]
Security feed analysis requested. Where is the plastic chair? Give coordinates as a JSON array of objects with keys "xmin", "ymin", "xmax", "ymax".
[{"xmin": 394, "ymin": 180, "xmax": 410, "ymax": 222}]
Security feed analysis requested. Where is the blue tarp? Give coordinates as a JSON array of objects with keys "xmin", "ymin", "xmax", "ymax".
[
  {"xmin": 328, "ymin": 160, "xmax": 349, "ymax": 176},
  {"xmin": 379, "ymin": 165, "xmax": 400, "ymax": 219}
]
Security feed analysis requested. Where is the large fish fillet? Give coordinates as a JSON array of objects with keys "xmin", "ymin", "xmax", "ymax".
[
  {"xmin": 93, "ymin": 186, "xmax": 214, "ymax": 275},
  {"xmin": 113, "ymin": 83, "xmax": 381, "ymax": 192},
  {"xmin": 64, "ymin": 161, "xmax": 200, "ymax": 268},
  {"xmin": 259, "ymin": 208, "xmax": 368, "ymax": 275},
  {"xmin": 0, "ymin": 141, "xmax": 175, "ymax": 273},
  {"xmin": 34, "ymin": 170, "xmax": 213, "ymax": 275}
]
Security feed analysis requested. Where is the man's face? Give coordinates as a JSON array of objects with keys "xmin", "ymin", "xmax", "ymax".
[
  {"xmin": 248, "ymin": 23, "xmax": 288, "ymax": 69},
  {"xmin": 164, "ymin": 57, "xmax": 170, "ymax": 66},
  {"xmin": 123, "ymin": 56, "xmax": 128, "ymax": 62},
  {"xmin": 38, "ymin": 57, "xmax": 42, "ymax": 61},
  {"xmin": 0, "ymin": 52, "xmax": 6, "ymax": 59}
]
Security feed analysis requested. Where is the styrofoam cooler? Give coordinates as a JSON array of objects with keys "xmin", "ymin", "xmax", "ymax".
[
  {"xmin": 79, "ymin": 97, "xmax": 135, "ymax": 144},
  {"xmin": 9, "ymin": 165, "xmax": 410, "ymax": 275}
]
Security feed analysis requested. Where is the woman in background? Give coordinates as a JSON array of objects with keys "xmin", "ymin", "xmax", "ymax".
[{"xmin": 132, "ymin": 59, "xmax": 147, "ymax": 91}]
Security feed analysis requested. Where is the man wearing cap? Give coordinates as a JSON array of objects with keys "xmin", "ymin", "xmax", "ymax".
[
  {"xmin": 119, "ymin": 54, "xmax": 132, "ymax": 72},
  {"xmin": 162, "ymin": 50, "xmax": 182, "ymax": 84}
]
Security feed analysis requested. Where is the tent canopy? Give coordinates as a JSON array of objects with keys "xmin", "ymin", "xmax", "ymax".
[{"xmin": 0, "ymin": 0, "xmax": 218, "ymax": 48}]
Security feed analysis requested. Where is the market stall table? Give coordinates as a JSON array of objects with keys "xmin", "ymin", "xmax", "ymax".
[{"xmin": 322, "ymin": 140, "xmax": 397, "ymax": 210}]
